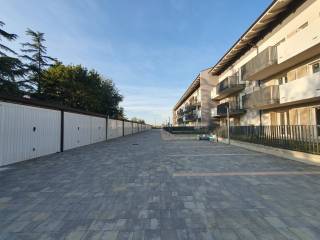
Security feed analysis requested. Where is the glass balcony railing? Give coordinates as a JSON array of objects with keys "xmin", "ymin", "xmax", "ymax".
[
  {"xmin": 212, "ymin": 75, "xmax": 245, "ymax": 100},
  {"xmin": 184, "ymin": 105, "xmax": 197, "ymax": 113},
  {"xmin": 241, "ymin": 46, "xmax": 278, "ymax": 81},
  {"xmin": 243, "ymin": 85, "xmax": 280, "ymax": 109},
  {"xmin": 184, "ymin": 110, "xmax": 200, "ymax": 122},
  {"xmin": 216, "ymin": 101, "xmax": 245, "ymax": 117},
  {"xmin": 177, "ymin": 109, "xmax": 184, "ymax": 116}
]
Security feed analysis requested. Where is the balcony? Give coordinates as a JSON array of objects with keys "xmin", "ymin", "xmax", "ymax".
[
  {"xmin": 184, "ymin": 105, "xmax": 196, "ymax": 113},
  {"xmin": 243, "ymin": 85, "xmax": 279, "ymax": 110},
  {"xmin": 212, "ymin": 75, "xmax": 245, "ymax": 100},
  {"xmin": 241, "ymin": 46, "xmax": 278, "ymax": 81},
  {"xmin": 277, "ymin": 17, "xmax": 320, "ymax": 65},
  {"xmin": 185, "ymin": 110, "xmax": 200, "ymax": 122},
  {"xmin": 177, "ymin": 117, "xmax": 184, "ymax": 125},
  {"xmin": 215, "ymin": 101, "xmax": 245, "ymax": 118},
  {"xmin": 280, "ymin": 72, "xmax": 320, "ymax": 105},
  {"xmin": 190, "ymin": 101, "xmax": 201, "ymax": 107},
  {"xmin": 177, "ymin": 109, "xmax": 184, "ymax": 117}
]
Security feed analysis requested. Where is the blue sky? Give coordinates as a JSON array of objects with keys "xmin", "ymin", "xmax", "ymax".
[{"xmin": 2, "ymin": 0, "xmax": 271, "ymax": 124}]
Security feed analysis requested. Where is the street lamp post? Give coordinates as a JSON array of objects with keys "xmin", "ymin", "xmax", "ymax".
[{"xmin": 227, "ymin": 106, "xmax": 230, "ymax": 145}]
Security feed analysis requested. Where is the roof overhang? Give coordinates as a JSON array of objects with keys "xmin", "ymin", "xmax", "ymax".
[
  {"xmin": 173, "ymin": 75, "xmax": 200, "ymax": 111},
  {"xmin": 209, "ymin": 0, "xmax": 306, "ymax": 75},
  {"xmin": 173, "ymin": 67, "xmax": 213, "ymax": 111}
]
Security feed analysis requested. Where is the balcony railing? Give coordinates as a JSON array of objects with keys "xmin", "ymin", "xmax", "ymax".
[
  {"xmin": 280, "ymin": 72, "xmax": 320, "ymax": 105},
  {"xmin": 212, "ymin": 75, "xmax": 245, "ymax": 100},
  {"xmin": 184, "ymin": 105, "xmax": 197, "ymax": 113},
  {"xmin": 241, "ymin": 46, "xmax": 278, "ymax": 81},
  {"xmin": 185, "ymin": 111, "xmax": 200, "ymax": 122},
  {"xmin": 177, "ymin": 117, "xmax": 184, "ymax": 124},
  {"xmin": 216, "ymin": 101, "xmax": 245, "ymax": 117},
  {"xmin": 243, "ymin": 85, "xmax": 279, "ymax": 109},
  {"xmin": 277, "ymin": 17, "xmax": 320, "ymax": 64},
  {"xmin": 177, "ymin": 109, "xmax": 184, "ymax": 116}
]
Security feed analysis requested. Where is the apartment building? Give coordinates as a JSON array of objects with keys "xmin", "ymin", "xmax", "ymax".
[
  {"xmin": 173, "ymin": 68, "xmax": 218, "ymax": 127},
  {"xmin": 210, "ymin": 0, "xmax": 320, "ymax": 128}
]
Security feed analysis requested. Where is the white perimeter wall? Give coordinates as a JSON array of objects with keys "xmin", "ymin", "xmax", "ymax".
[{"xmin": 0, "ymin": 101, "xmax": 151, "ymax": 167}]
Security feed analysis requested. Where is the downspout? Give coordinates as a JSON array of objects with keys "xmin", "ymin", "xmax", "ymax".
[{"xmin": 250, "ymin": 43, "xmax": 262, "ymax": 126}]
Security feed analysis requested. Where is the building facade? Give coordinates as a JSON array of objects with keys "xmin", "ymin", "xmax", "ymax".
[
  {"xmin": 210, "ymin": 0, "xmax": 320, "ymax": 128},
  {"xmin": 173, "ymin": 68, "xmax": 218, "ymax": 127}
]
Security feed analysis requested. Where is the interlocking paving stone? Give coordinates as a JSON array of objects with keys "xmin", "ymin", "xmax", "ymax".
[{"xmin": 1, "ymin": 130, "xmax": 320, "ymax": 239}]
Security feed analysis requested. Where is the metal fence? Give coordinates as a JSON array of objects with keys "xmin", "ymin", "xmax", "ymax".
[{"xmin": 216, "ymin": 125, "xmax": 320, "ymax": 155}]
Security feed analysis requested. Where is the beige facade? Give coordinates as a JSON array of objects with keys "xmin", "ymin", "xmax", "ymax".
[
  {"xmin": 209, "ymin": 0, "xmax": 320, "ymax": 128},
  {"xmin": 173, "ymin": 68, "xmax": 218, "ymax": 127}
]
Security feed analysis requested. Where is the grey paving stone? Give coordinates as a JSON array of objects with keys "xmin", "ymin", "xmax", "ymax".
[{"xmin": 0, "ymin": 130, "xmax": 320, "ymax": 239}]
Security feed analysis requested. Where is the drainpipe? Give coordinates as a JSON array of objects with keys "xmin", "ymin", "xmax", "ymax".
[
  {"xmin": 259, "ymin": 110, "xmax": 262, "ymax": 127},
  {"xmin": 250, "ymin": 43, "xmax": 262, "ymax": 127}
]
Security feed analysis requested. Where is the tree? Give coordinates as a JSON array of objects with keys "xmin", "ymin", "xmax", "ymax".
[
  {"xmin": 41, "ymin": 63, "xmax": 124, "ymax": 117},
  {"xmin": 20, "ymin": 28, "xmax": 56, "ymax": 95},
  {"xmin": 0, "ymin": 21, "xmax": 25, "ymax": 95},
  {"xmin": 0, "ymin": 21, "xmax": 17, "ymax": 56},
  {"xmin": 131, "ymin": 117, "xmax": 145, "ymax": 124}
]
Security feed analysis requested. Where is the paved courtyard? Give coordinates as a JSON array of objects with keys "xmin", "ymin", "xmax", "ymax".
[{"xmin": 1, "ymin": 130, "xmax": 320, "ymax": 240}]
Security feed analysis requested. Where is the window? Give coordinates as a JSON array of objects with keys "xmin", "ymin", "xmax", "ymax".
[
  {"xmin": 270, "ymin": 112, "xmax": 277, "ymax": 126},
  {"xmin": 296, "ymin": 65, "xmax": 309, "ymax": 79},
  {"xmin": 278, "ymin": 75, "xmax": 288, "ymax": 85},
  {"xmin": 312, "ymin": 62, "xmax": 320, "ymax": 74}
]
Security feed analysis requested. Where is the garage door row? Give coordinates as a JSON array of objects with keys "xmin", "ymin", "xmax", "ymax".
[{"xmin": 0, "ymin": 100, "xmax": 151, "ymax": 167}]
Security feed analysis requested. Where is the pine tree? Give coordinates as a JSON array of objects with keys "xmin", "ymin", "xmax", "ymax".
[
  {"xmin": 0, "ymin": 21, "xmax": 25, "ymax": 95},
  {"xmin": 0, "ymin": 21, "xmax": 17, "ymax": 56},
  {"xmin": 21, "ymin": 28, "xmax": 56, "ymax": 95}
]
